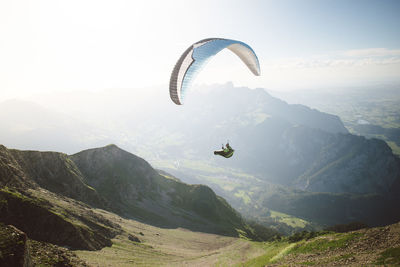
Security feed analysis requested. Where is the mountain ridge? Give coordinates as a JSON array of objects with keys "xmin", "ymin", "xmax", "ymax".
[
  {"xmin": 0, "ymin": 143, "xmax": 277, "ymax": 247},
  {"xmin": 70, "ymin": 144, "xmax": 273, "ymax": 239},
  {"xmin": 1, "ymin": 84, "xmax": 400, "ymax": 232}
]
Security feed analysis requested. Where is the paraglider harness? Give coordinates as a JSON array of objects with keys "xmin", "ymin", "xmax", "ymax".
[{"xmin": 214, "ymin": 142, "xmax": 235, "ymax": 158}]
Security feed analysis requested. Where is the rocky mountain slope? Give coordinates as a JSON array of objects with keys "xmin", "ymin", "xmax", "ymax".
[
  {"xmin": 0, "ymin": 143, "xmax": 275, "ymax": 250},
  {"xmin": 70, "ymin": 144, "xmax": 264, "ymax": 237},
  {"xmin": 7, "ymin": 147, "xmax": 107, "ymax": 208}
]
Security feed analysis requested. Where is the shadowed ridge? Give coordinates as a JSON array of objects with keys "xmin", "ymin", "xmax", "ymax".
[
  {"xmin": 0, "ymin": 144, "xmax": 121, "ymax": 251},
  {"xmin": 0, "ymin": 145, "xmax": 33, "ymax": 189},
  {"xmin": 8, "ymin": 148, "xmax": 107, "ymax": 209},
  {"xmin": 71, "ymin": 144, "xmax": 278, "ymax": 240}
]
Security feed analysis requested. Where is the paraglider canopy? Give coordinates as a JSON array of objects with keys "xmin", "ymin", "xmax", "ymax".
[{"xmin": 169, "ymin": 38, "xmax": 260, "ymax": 105}]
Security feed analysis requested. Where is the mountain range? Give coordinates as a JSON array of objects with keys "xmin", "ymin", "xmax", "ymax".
[
  {"xmin": 0, "ymin": 143, "xmax": 276, "ymax": 248},
  {"xmin": 1, "ymin": 83, "xmax": 400, "ymax": 231}
]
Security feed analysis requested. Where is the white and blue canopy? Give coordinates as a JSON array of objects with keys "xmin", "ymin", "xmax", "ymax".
[{"xmin": 169, "ymin": 38, "xmax": 260, "ymax": 105}]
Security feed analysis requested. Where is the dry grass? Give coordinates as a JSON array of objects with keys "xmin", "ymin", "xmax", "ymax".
[{"xmin": 75, "ymin": 209, "xmax": 269, "ymax": 266}]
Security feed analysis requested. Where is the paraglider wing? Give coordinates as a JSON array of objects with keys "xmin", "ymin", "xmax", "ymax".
[{"xmin": 169, "ymin": 38, "xmax": 260, "ymax": 105}]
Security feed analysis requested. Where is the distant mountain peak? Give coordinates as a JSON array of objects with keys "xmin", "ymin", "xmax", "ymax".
[
  {"xmin": 104, "ymin": 143, "xmax": 118, "ymax": 148},
  {"xmin": 83, "ymin": 143, "xmax": 120, "ymax": 151},
  {"xmin": 74, "ymin": 144, "xmax": 131, "ymax": 158},
  {"xmin": 97, "ymin": 144, "xmax": 125, "ymax": 153}
]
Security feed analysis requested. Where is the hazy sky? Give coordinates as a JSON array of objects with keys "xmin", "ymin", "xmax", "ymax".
[{"xmin": 1, "ymin": 0, "xmax": 400, "ymax": 99}]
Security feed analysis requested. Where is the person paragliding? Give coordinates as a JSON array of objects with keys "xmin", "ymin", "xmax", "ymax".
[
  {"xmin": 214, "ymin": 142, "xmax": 235, "ymax": 158},
  {"xmin": 169, "ymin": 38, "xmax": 260, "ymax": 159}
]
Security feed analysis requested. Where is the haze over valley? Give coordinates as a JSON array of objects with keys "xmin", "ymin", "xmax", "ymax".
[{"xmin": 2, "ymin": 83, "xmax": 400, "ymax": 232}]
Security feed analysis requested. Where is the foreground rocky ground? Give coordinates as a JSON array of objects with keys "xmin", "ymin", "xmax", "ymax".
[
  {"xmin": 268, "ymin": 222, "xmax": 400, "ymax": 266},
  {"xmin": 1, "ymin": 207, "xmax": 400, "ymax": 266},
  {"xmin": 0, "ymin": 224, "xmax": 87, "ymax": 267}
]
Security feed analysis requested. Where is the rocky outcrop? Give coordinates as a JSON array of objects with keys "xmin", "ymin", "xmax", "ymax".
[
  {"xmin": 0, "ymin": 224, "xmax": 31, "ymax": 267},
  {"xmin": 0, "ymin": 145, "xmax": 121, "ymax": 251},
  {"xmin": 9, "ymin": 149, "xmax": 107, "ymax": 209},
  {"xmin": 0, "ymin": 189, "xmax": 114, "ymax": 250},
  {"xmin": 0, "ymin": 145, "xmax": 33, "ymax": 189}
]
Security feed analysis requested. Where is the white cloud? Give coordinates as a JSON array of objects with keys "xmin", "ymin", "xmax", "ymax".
[
  {"xmin": 250, "ymin": 48, "xmax": 400, "ymax": 91},
  {"xmin": 341, "ymin": 48, "xmax": 400, "ymax": 58},
  {"xmin": 269, "ymin": 48, "xmax": 400, "ymax": 70}
]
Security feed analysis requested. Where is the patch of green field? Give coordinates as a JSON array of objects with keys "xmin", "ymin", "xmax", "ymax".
[
  {"xmin": 387, "ymin": 141, "xmax": 400, "ymax": 156},
  {"xmin": 159, "ymin": 173, "xmax": 179, "ymax": 182},
  {"xmin": 234, "ymin": 190, "xmax": 252, "ymax": 205},
  {"xmin": 269, "ymin": 210, "xmax": 309, "ymax": 228}
]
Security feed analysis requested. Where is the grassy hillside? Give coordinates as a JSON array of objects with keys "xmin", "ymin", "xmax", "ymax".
[
  {"xmin": 249, "ymin": 222, "xmax": 400, "ymax": 266},
  {"xmin": 74, "ymin": 206, "xmax": 400, "ymax": 266}
]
